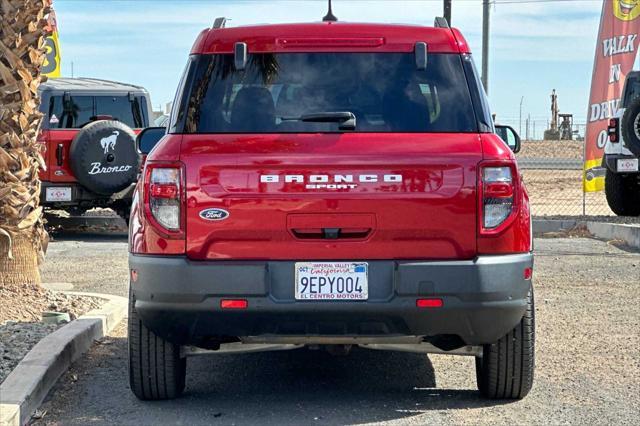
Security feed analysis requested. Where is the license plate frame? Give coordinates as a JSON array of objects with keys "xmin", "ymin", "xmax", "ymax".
[
  {"xmin": 45, "ymin": 187, "xmax": 72, "ymax": 202},
  {"xmin": 617, "ymin": 158, "xmax": 639, "ymax": 172},
  {"xmin": 295, "ymin": 262, "xmax": 369, "ymax": 301}
]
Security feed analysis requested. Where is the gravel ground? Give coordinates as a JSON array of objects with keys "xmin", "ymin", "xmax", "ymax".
[
  {"xmin": 515, "ymin": 139, "xmax": 619, "ymax": 217},
  {"xmin": 30, "ymin": 237, "xmax": 640, "ymax": 425},
  {"xmin": 535, "ymin": 215, "xmax": 640, "ymax": 224},
  {"xmin": 0, "ymin": 292, "xmax": 104, "ymax": 384},
  {"xmin": 40, "ymin": 233, "xmax": 128, "ymax": 297},
  {"xmin": 521, "ymin": 170, "xmax": 616, "ymax": 216}
]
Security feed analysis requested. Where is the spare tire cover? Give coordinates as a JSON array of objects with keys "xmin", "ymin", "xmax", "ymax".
[
  {"xmin": 69, "ymin": 120, "xmax": 140, "ymax": 195},
  {"xmin": 620, "ymin": 97, "xmax": 640, "ymax": 158}
]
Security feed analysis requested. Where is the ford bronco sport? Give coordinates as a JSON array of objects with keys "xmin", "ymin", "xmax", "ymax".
[
  {"xmin": 128, "ymin": 17, "xmax": 534, "ymax": 401},
  {"xmin": 38, "ymin": 78, "xmax": 152, "ymax": 221},
  {"xmin": 603, "ymin": 70, "xmax": 640, "ymax": 216}
]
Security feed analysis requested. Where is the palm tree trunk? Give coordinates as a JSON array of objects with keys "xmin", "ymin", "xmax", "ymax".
[{"xmin": 0, "ymin": 0, "xmax": 50, "ymax": 288}]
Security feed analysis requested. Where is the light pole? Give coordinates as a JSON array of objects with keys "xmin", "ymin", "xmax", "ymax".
[
  {"xmin": 519, "ymin": 96, "xmax": 524, "ymax": 136},
  {"xmin": 444, "ymin": 0, "xmax": 452, "ymax": 25},
  {"xmin": 481, "ymin": 0, "xmax": 490, "ymax": 93}
]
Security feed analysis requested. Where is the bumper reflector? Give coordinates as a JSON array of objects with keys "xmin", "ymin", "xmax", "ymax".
[
  {"xmin": 221, "ymin": 299, "xmax": 248, "ymax": 309},
  {"xmin": 416, "ymin": 298, "xmax": 443, "ymax": 308},
  {"xmin": 524, "ymin": 267, "xmax": 533, "ymax": 280}
]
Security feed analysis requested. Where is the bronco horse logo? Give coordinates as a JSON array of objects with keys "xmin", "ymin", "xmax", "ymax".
[{"xmin": 100, "ymin": 131, "xmax": 119, "ymax": 154}]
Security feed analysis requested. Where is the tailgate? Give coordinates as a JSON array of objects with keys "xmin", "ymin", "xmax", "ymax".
[{"xmin": 183, "ymin": 133, "xmax": 481, "ymax": 260}]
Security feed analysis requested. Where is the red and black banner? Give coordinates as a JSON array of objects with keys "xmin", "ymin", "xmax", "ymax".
[{"xmin": 584, "ymin": 0, "xmax": 639, "ymax": 191}]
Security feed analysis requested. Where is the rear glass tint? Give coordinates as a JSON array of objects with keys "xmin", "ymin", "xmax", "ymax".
[
  {"xmin": 622, "ymin": 73, "xmax": 640, "ymax": 107},
  {"xmin": 181, "ymin": 53, "xmax": 477, "ymax": 133},
  {"xmin": 45, "ymin": 95, "xmax": 146, "ymax": 129}
]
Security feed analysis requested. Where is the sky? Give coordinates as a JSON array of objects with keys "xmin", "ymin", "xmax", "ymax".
[{"xmin": 52, "ymin": 0, "xmax": 606, "ymax": 128}]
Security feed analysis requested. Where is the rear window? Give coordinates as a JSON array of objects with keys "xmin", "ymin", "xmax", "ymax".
[
  {"xmin": 45, "ymin": 95, "xmax": 147, "ymax": 129},
  {"xmin": 180, "ymin": 53, "xmax": 478, "ymax": 133},
  {"xmin": 622, "ymin": 73, "xmax": 640, "ymax": 108}
]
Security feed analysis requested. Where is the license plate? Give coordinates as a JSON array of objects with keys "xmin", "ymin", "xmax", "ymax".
[
  {"xmin": 45, "ymin": 187, "xmax": 72, "ymax": 202},
  {"xmin": 617, "ymin": 158, "xmax": 639, "ymax": 172},
  {"xmin": 295, "ymin": 262, "xmax": 368, "ymax": 301}
]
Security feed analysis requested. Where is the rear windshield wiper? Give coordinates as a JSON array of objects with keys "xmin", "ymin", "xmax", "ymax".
[{"xmin": 280, "ymin": 111, "xmax": 356, "ymax": 130}]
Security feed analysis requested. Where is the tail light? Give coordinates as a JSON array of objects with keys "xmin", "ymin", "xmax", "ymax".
[
  {"xmin": 143, "ymin": 162, "xmax": 184, "ymax": 236},
  {"xmin": 479, "ymin": 163, "xmax": 519, "ymax": 234},
  {"xmin": 608, "ymin": 118, "xmax": 619, "ymax": 143}
]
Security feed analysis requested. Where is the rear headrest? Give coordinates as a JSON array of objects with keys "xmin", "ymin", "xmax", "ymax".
[{"xmin": 231, "ymin": 87, "xmax": 275, "ymax": 132}]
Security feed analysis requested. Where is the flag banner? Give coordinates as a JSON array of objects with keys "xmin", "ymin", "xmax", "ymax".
[
  {"xmin": 584, "ymin": 0, "xmax": 639, "ymax": 192},
  {"xmin": 43, "ymin": 8, "xmax": 61, "ymax": 78}
]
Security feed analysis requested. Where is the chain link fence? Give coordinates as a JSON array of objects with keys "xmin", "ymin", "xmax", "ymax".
[
  {"xmin": 516, "ymin": 138, "xmax": 614, "ymax": 217},
  {"xmin": 497, "ymin": 118, "xmax": 586, "ymax": 142}
]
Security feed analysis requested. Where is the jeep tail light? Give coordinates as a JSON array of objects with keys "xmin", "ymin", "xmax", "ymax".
[
  {"xmin": 143, "ymin": 163, "xmax": 184, "ymax": 235},
  {"xmin": 481, "ymin": 166, "xmax": 515, "ymax": 230},
  {"xmin": 608, "ymin": 118, "xmax": 619, "ymax": 143}
]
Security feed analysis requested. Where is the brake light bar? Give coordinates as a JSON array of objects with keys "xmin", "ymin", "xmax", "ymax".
[{"xmin": 276, "ymin": 37, "xmax": 385, "ymax": 48}]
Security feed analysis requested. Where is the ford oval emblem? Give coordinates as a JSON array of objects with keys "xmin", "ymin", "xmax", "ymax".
[{"xmin": 199, "ymin": 208, "xmax": 229, "ymax": 221}]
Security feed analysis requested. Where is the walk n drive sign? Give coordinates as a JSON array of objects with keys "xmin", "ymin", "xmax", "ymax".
[{"xmin": 584, "ymin": 0, "xmax": 639, "ymax": 192}]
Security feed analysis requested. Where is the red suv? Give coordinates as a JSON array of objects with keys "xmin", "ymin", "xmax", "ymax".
[
  {"xmin": 128, "ymin": 17, "xmax": 534, "ymax": 401},
  {"xmin": 38, "ymin": 78, "xmax": 151, "ymax": 221}
]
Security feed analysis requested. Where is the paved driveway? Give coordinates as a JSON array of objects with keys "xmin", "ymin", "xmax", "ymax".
[{"xmin": 35, "ymin": 237, "xmax": 640, "ymax": 425}]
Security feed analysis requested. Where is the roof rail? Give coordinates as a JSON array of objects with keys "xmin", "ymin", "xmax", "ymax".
[
  {"xmin": 434, "ymin": 17, "xmax": 449, "ymax": 28},
  {"xmin": 213, "ymin": 17, "xmax": 227, "ymax": 29}
]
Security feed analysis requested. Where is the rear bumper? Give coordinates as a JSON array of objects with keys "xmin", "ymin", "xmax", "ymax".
[
  {"xmin": 40, "ymin": 181, "xmax": 135, "ymax": 207},
  {"xmin": 603, "ymin": 153, "xmax": 639, "ymax": 174},
  {"xmin": 130, "ymin": 253, "xmax": 533, "ymax": 347}
]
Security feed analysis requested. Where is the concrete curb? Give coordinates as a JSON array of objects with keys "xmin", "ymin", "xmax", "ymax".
[
  {"xmin": 532, "ymin": 219, "xmax": 578, "ymax": 234},
  {"xmin": 534, "ymin": 219, "xmax": 640, "ymax": 249},
  {"xmin": 585, "ymin": 222, "xmax": 640, "ymax": 249},
  {"xmin": 0, "ymin": 292, "xmax": 127, "ymax": 426}
]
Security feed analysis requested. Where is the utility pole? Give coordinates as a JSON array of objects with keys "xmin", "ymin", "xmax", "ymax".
[
  {"xmin": 443, "ymin": 0, "xmax": 452, "ymax": 25},
  {"xmin": 481, "ymin": 0, "xmax": 490, "ymax": 93},
  {"xmin": 519, "ymin": 96, "xmax": 524, "ymax": 136}
]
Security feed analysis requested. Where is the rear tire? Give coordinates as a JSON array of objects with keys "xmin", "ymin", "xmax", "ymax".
[
  {"xmin": 113, "ymin": 203, "xmax": 131, "ymax": 226},
  {"xmin": 128, "ymin": 290, "xmax": 186, "ymax": 400},
  {"xmin": 475, "ymin": 290, "xmax": 535, "ymax": 399},
  {"xmin": 605, "ymin": 169, "xmax": 640, "ymax": 216}
]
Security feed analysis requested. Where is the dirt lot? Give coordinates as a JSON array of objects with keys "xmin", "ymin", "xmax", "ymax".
[
  {"xmin": 516, "ymin": 140, "xmax": 618, "ymax": 216},
  {"xmin": 522, "ymin": 169, "xmax": 614, "ymax": 216},
  {"xmin": 519, "ymin": 139, "xmax": 583, "ymax": 159},
  {"xmin": 31, "ymin": 235, "xmax": 640, "ymax": 425}
]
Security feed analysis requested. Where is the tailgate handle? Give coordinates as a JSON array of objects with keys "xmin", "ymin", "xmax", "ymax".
[
  {"xmin": 291, "ymin": 228, "xmax": 371, "ymax": 240},
  {"xmin": 56, "ymin": 144, "xmax": 64, "ymax": 166}
]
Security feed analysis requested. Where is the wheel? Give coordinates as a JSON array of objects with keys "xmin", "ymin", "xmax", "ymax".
[
  {"xmin": 69, "ymin": 120, "xmax": 140, "ymax": 195},
  {"xmin": 475, "ymin": 290, "xmax": 535, "ymax": 399},
  {"xmin": 128, "ymin": 289, "xmax": 186, "ymax": 400},
  {"xmin": 620, "ymin": 97, "xmax": 640, "ymax": 158},
  {"xmin": 605, "ymin": 169, "xmax": 640, "ymax": 216},
  {"xmin": 113, "ymin": 202, "xmax": 131, "ymax": 226}
]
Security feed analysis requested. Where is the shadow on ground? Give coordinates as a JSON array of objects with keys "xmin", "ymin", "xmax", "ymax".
[
  {"xmin": 45, "ymin": 211, "xmax": 128, "ymax": 242},
  {"xmin": 37, "ymin": 335, "xmax": 511, "ymax": 426}
]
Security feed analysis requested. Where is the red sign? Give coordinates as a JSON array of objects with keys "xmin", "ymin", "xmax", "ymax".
[{"xmin": 584, "ymin": 0, "xmax": 639, "ymax": 191}]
